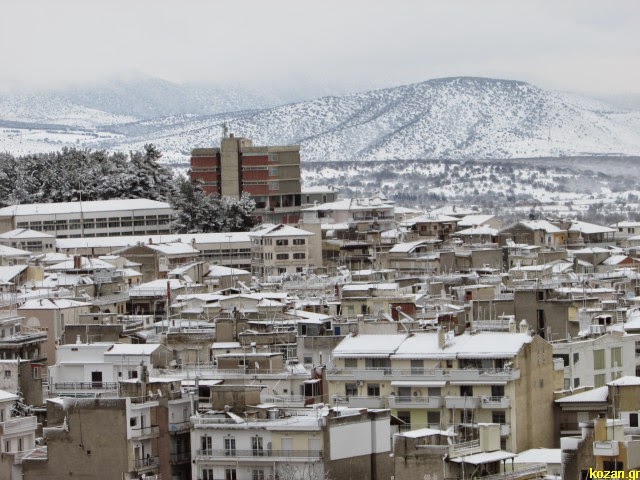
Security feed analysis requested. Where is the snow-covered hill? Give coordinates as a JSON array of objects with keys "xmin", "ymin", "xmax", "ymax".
[{"xmin": 1, "ymin": 76, "xmax": 639, "ymax": 162}]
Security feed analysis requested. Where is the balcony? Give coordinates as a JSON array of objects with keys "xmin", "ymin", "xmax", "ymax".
[
  {"xmin": 327, "ymin": 367, "xmax": 519, "ymax": 383},
  {"xmin": 593, "ymin": 440, "xmax": 619, "ymax": 456},
  {"xmin": 130, "ymin": 425, "xmax": 160, "ymax": 439},
  {"xmin": 332, "ymin": 395, "xmax": 386, "ymax": 409},
  {"xmin": 134, "ymin": 455, "xmax": 159, "ymax": 471},
  {"xmin": 170, "ymin": 451, "xmax": 191, "ymax": 464},
  {"xmin": 450, "ymin": 439, "xmax": 481, "ymax": 457},
  {"xmin": 0, "ymin": 416, "xmax": 37, "ymax": 435},
  {"xmin": 168, "ymin": 421, "xmax": 191, "ymax": 433},
  {"xmin": 481, "ymin": 396, "xmax": 511, "ymax": 409},
  {"xmin": 388, "ymin": 396, "xmax": 443, "ymax": 409},
  {"xmin": 196, "ymin": 448, "xmax": 322, "ymax": 461},
  {"xmin": 478, "ymin": 463, "xmax": 547, "ymax": 480},
  {"xmin": 445, "ymin": 396, "xmax": 481, "ymax": 409}
]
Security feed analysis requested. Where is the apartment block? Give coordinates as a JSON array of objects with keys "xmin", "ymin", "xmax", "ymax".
[{"xmin": 191, "ymin": 135, "xmax": 302, "ymax": 224}]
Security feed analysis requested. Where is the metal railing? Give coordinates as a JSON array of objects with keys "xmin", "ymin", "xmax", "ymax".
[
  {"xmin": 477, "ymin": 463, "xmax": 547, "ymax": 480},
  {"xmin": 52, "ymin": 382, "xmax": 119, "ymax": 390},
  {"xmin": 130, "ymin": 425, "xmax": 160, "ymax": 437},
  {"xmin": 196, "ymin": 448, "xmax": 322, "ymax": 459},
  {"xmin": 1, "ymin": 416, "xmax": 37, "ymax": 434},
  {"xmin": 134, "ymin": 455, "xmax": 160, "ymax": 469},
  {"xmin": 451, "ymin": 439, "xmax": 480, "ymax": 456}
]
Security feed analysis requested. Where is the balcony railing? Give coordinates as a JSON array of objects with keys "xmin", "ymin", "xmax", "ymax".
[
  {"xmin": 450, "ymin": 439, "xmax": 480, "ymax": 456},
  {"xmin": 134, "ymin": 455, "xmax": 159, "ymax": 470},
  {"xmin": 168, "ymin": 421, "xmax": 191, "ymax": 433},
  {"xmin": 196, "ymin": 448, "xmax": 322, "ymax": 460},
  {"xmin": 52, "ymin": 382, "xmax": 119, "ymax": 391},
  {"xmin": 445, "ymin": 396, "xmax": 482, "ymax": 409},
  {"xmin": 389, "ymin": 396, "xmax": 443, "ymax": 408},
  {"xmin": 0, "ymin": 416, "xmax": 37, "ymax": 435},
  {"xmin": 327, "ymin": 367, "xmax": 519, "ymax": 382},
  {"xmin": 170, "ymin": 451, "xmax": 191, "ymax": 463},
  {"xmin": 478, "ymin": 464, "xmax": 547, "ymax": 480},
  {"xmin": 130, "ymin": 425, "xmax": 160, "ymax": 438},
  {"xmin": 481, "ymin": 396, "xmax": 511, "ymax": 409}
]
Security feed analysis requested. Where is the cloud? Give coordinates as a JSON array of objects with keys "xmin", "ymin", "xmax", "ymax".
[{"xmin": 0, "ymin": 0, "xmax": 638, "ymax": 94}]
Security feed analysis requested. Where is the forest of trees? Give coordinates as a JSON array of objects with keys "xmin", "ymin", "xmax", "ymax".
[{"xmin": 0, "ymin": 145, "xmax": 255, "ymax": 233}]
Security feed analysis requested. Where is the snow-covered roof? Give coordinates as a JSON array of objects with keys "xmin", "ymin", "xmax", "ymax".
[
  {"xmin": 611, "ymin": 221, "xmax": 640, "ymax": 228},
  {"xmin": 55, "ymin": 232, "xmax": 251, "ymax": 250},
  {"xmin": 249, "ymin": 224, "xmax": 314, "ymax": 237},
  {"xmin": 0, "ymin": 228, "xmax": 55, "ymax": 240},
  {"xmin": 389, "ymin": 240, "xmax": 431, "ymax": 253},
  {"xmin": 18, "ymin": 298, "xmax": 91, "ymax": 310},
  {"xmin": 302, "ymin": 197, "xmax": 394, "ymax": 212},
  {"xmin": 449, "ymin": 450, "xmax": 516, "ymax": 464},
  {"xmin": 321, "ymin": 223, "xmax": 349, "ymax": 231},
  {"xmin": 0, "ymin": 390, "xmax": 19, "ymax": 402},
  {"xmin": 0, "ymin": 265, "xmax": 28, "ymax": 283},
  {"xmin": 569, "ymin": 221, "xmax": 616, "ymax": 235},
  {"xmin": 146, "ymin": 242, "xmax": 199, "ymax": 255},
  {"xmin": 401, "ymin": 213, "xmax": 459, "ymax": 225},
  {"xmin": 341, "ymin": 283, "xmax": 398, "ymax": 291},
  {"xmin": 602, "ymin": 255, "xmax": 631, "ymax": 266},
  {"xmin": 396, "ymin": 428, "xmax": 456, "ymax": 438},
  {"xmin": 514, "ymin": 448, "xmax": 561, "ymax": 464},
  {"xmin": 607, "ymin": 376, "xmax": 640, "ymax": 386},
  {"xmin": 456, "ymin": 225, "xmax": 499, "ymax": 236},
  {"xmin": 392, "ymin": 332, "xmax": 532, "ymax": 360},
  {"xmin": 519, "ymin": 220, "xmax": 564, "ymax": 233},
  {"xmin": 0, "ymin": 244, "xmax": 32, "ymax": 256},
  {"xmin": 332, "ymin": 334, "xmax": 408, "ymax": 358},
  {"xmin": 0, "ymin": 199, "xmax": 171, "ymax": 217},
  {"xmin": 104, "ymin": 343, "xmax": 165, "ymax": 356},
  {"xmin": 555, "ymin": 386, "xmax": 609, "ymax": 404},
  {"xmin": 46, "ymin": 257, "xmax": 116, "ymax": 271},
  {"xmin": 457, "ymin": 214, "xmax": 495, "ymax": 227},
  {"xmin": 206, "ymin": 265, "xmax": 251, "ymax": 277},
  {"xmin": 430, "ymin": 205, "xmax": 475, "ymax": 217}
]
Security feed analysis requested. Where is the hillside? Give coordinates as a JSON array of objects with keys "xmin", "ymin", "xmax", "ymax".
[{"xmin": 1, "ymin": 76, "xmax": 639, "ymax": 162}]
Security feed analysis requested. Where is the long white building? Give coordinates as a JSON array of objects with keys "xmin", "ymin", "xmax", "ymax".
[{"xmin": 0, "ymin": 199, "xmax": 175, "ymax": 238}]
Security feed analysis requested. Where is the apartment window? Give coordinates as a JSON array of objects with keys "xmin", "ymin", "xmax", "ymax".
[
  {"xmin": 344, "ymin": 358, "xmax": 357, "ymax": 368},
  {"xmin": 134, "ymin": 218, "xmax": 145, "ymax": 226},
  {"xmin": 594, "ymin": 349, "xmax": 605, "ymax": 370},
  {"xmin": 4, "ymin": 441, "xmax": 9, "ymax": 453},
  {"xmin": 252, "ymin": 470, "xmax": 265, "ymax": 480},
  {"xmin": 224, "ymin": 437, "xmax": 236, "ymax": 456},
  {"xmin": 427, "ymin": 387, "xmax": 441, "ymax": 397},
  {"xmin": 460, "ymin": 410, "xmax": 474, "ymax": 424},
  {"xmin": 564, "ymin": 378, "xmax": 571, "ymax": 390},
  {"xmin": 367, "ymin": 383, "xmax": 380, "ymax": 397},
  {"xmin": 594, "ymin": 373, "xmax": 605, "ymax": 388},
  {"xmin": 345, "ymin": 383, "xmax": 357, "ymax": 397},
  {"xmin": 574, "ymin": 378, "xmax": 580, "ymax": 388},
  {"xmin": 3, "ymin": 370, "xmax": 10, "ymax": 379},
  {"xmin": 491, "ymin": 385, "xmax": 505, "ymax": 397},
  {"xmin": 276, "ymin": 253, "xmax": 289, "ymax": 260},
  {"xmin": 108, "ymin": 218, "xmax": 120, "ymax": 228},
  {"xmin": 410, "ymin": 359, "xmax": 424, "ymax": 374},
  {"xmin": 492, "ymin": 411, "xmax": 506, "ymax": 424},
  {"xmin": 129, "ymin": 417, "xmax": 137, "ymax": 427},
  {"xmin": 276, "ymin": 239, "xmax": 289, "ymax": 246},
  {"xmin": 427, "ymin": 411, "xmax": 440, "ymax": 427},
  {"xmin": 202, "ymin": 469, "xmax": 214, "ymax": 480},
  {"xmin": 95, "ymin": 218, "xmax": 107, "ymax": 228},
  {"xmin": 460, "ymin": 385, "xmax": 473, "ymax": 397},
  {"xmin": 292, "ymin": 253, "xmax": 306, "ymax": 260},
  {"xmin": 201, "ymin": 435, "xmax": 212, "ymax": 454},
  {"xmin": 17, "ymin": 438, "xmax": 22, "ymax": 452},
  {"xmin": 397, "ymin": 411, "xmax": 411, "ymax": 425},
  {"xmin": 611, "ymin": 347, "xmax": 622, "ymax": 368},
  {"xmin": 630, "ymin": 413, "xmax": 638, "ymax": 428},
  {"xmin": 252, "ymin": 436, "xmax": 264, "ymax": 456},
  {"xmin": 268, "ymin": 153, "xmax": 279, "ymax": 163},
  {"xmin": 573, "ymin": 352, "xmax": 579, "ymax": 364},
  {"xmin": 293, "ymin": 238, "xmax": 305, "ymax": 245},
  {"xmin": 602, "ymin": 461, "xmax": 624, "ymax": 473},
  {"xmin": 269, "ymin": 181, "xmax": 279, "ymax": 191},
  {"xmin": 225, "ymin": 468, "xmax": 237, "ymax": 480},
  {"xmin": 268, "ymin": 167, "xmax": 279, "ymax": 176}
]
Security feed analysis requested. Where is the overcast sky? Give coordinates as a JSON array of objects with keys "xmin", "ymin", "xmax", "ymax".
[{"xmin": 1, "ymin": 0, "xmax": 638, "ymax": 95}]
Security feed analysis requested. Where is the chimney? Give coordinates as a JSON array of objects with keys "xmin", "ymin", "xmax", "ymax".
[
  {"xmin": 437, "ymin": 326, "xmax": 446, "ymax": 349},
  {"xmin": 508, "ymin": 317, "xmax": 516, "ymax": 333},
  {"xmin": 519, "ymin": 319, "xmax": 529, "ymax": 334}
]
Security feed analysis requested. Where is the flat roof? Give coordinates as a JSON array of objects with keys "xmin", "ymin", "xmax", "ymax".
[{"xmin": 0, "ymin": 199, "xmax": 171, "ymax": 217}]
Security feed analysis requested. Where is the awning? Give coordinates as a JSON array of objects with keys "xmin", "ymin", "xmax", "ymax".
[
  {"xmin": 449, "ymin": 380, "xmax": 507, "ymax": 386},
  {"xmin": 391, "ymin": 381, "xmax": 446, "ymax": 387},
  {"xmin": 449, "ymin": 450, "xmax": 516, "ymax": 464}
]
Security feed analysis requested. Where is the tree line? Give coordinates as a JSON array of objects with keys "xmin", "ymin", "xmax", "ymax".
[{"xmin": 0, "ymin": 145, "xmax": 255, "ymax": 233}]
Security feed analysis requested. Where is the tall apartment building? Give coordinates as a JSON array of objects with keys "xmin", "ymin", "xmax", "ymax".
[{"xmin": 191, "ymin": 134, "xmax": 302, "ymax": 224}]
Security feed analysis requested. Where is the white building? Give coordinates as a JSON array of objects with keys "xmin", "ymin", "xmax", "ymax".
[
  {"xmin": 0, "ymin": 199, "xmax": 175, "ymax": 238},
  {"xmin": 0, "ymin": 389, "xmax": 38, "ymax": 480}
]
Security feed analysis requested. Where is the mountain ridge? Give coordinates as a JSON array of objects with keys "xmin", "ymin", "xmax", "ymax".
[{"xmin": 0, "ymin": 76, "xmax": 639, "ymax": 162}]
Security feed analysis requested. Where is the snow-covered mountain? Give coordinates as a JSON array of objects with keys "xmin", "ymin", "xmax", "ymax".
[{"xmin": 1, "ymin": 76, "xmax": 639, "ymax": 162}]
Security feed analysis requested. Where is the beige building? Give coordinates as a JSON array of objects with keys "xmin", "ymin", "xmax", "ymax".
[
  {"xmin": 249, "ymin": 224, "xmax": 317, "ymax": 279},
  {"xmin": 328, "ymin": 326, "xmax": 562, "ymax": 453}
]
